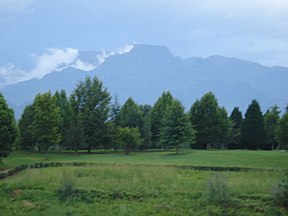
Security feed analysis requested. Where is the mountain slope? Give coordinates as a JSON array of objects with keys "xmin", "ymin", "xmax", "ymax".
[{"xmin": 1, "ymin": 44, "xmax": 288, "ymax": 119}]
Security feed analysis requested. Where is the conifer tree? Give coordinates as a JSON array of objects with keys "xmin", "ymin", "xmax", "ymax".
[
  {"xmin": 110, "ymin": 95, "xmax": 121, "ymax": 126},
  {"xmin": 119, "ymin": 97, "xmax": 143, "ymax": 129},
  {"xmin": 18, "ymin": 105, "xmax": 35, "ymax": 150},
  {"xmin": 54, "ymin": 90, "xmax": 74, "ymax": 150},
  {"xmin": 241, "ymin": 100, "xmax": 266, "ymax": 150},
  {"xmin": 189, "ymin": 92, "xmax": 228, "ymax": 149},
  {"xmin": 276, "ymin": 107, "xmax": 288, "ymax": 150},
  {"xmin": 264, "ymin": 105, "xmax": 280, "ymax": 150},
  {"xmin": 150, "ymin": 91, "xmax": 174, "ymax": 149},
  {"xmin": 228, "ymin": 107, "xmax": 243, "ymax": 149},
  {"xmin": 161, "ymin": 99, "xmax": 196, "ymax": 153}
]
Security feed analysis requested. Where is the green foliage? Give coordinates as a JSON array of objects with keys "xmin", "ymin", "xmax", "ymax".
[
  {"xmin": 273, "ymin": 172, "xmax": 288, "ymax": 210},
  {"xmin": 18, "ymin": 105, "xmax": 35, "ymax": 150},
  {"xmin": 110, "ymin": 95, "xmax": 121, "ymax": 126},
  {"xmin": 57, "ymin": 172, "xmax": 76, "ymax": 201},
  {"xmin": 0, "ymin": 165, "xmax": 285, "ymax": 216},
  {"xmin": 1, "ymin": 150, "xmax": 288, "ymax": 170},
  {"xmin": 139, "ymin": 104, "xmax": 152, "ymax": 150},
  {"xmin": 276, "ymin": 110, "xmax": 288, "ymax": 150},
  {"xmin": 228, "ymin": 107, "xmax": 243, "ymax": 149},
  {"xmin": 30, "ymin": 92, "xmax": 61, "ymax": 156},
  {"xmin": 204, "ymin": 174, "xmax": 231, "ymax": 206},
  {"xmin": 54, "ymin": 90, "xmax": 75, "ymax": 150},
  {"xmin": 189, "ymin": 92, "xmax": 229, "ymax": 149},
  {"xmin": 160, "ymin": 99, "xmax": 196, "ymax": 153},
  {"xmin": 117, "ymin": 127, "xmax": 143, "ymax": 154},
  {"xmin": 70, "ymin": 76, "xmax": 111, "ymax": 152},
  {"xmin": 264, "ymin": 105, "xmax": 280, "ymax": 150},
  {"xmin": 150, "ymin": 91, "xmax": 174, "ymax": 148},
  {"xmin": 241, "ymin": 100, "xmax": 266, "ymax": 150},
  {"xmin": 141, "ymin": 114, "xmax": 152, "ymax": 150},
  {"xmin": 217, "ymin": 107, "xmax": 230, "ymax": 149},
  {"xmin": 0, "ymin": 93, "xmax": 18, "ymax": 164},
  {"xmin": 119, "ymin": 97, "xmax": 143, "ymax": 128}
]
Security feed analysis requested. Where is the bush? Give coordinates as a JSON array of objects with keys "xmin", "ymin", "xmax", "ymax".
[
  {"xmin": 203, "ymin": 173, "xmax": 232, "ymax": 214},
  {"xmin": 273, "ymin": 172, "xmax": 288, "ymax": 209},
  {"xmin": 57, "ymin": 172, "xmax": 76, "ymax": 201},
  {"xmin": 0, "ymin": 172, "xmax": 7, "ymax": 179}
]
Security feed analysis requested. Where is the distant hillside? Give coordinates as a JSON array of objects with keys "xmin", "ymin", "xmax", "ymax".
[{"xmin": 1, "ymin": 44, "xmax": 288, "ymax": 119}]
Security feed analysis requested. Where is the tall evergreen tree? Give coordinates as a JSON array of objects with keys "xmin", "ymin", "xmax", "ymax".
[
  {"xmin": 228, "ymin": 107, "xmax": 243, "ymax": 149},
  {"xmin": 241, "ymin": 100, "xmax": 266, "ymax": 150},
  {"xmin": 189, "ymin": 92, "xmax": 227, "ymax": 149},
  {"xmin": 141, "ymin": 114, "xmax": 152, "ymax": 150},
  {"xmin": 18, "ymin": 105, "xmax": 35, "ymax": 150},
  {"xmin": 31, "ymin": 92, "xmax": 61, "ymax": 158},
  {"xmin": 217, "ymin": 107, "xmax": 230, "ymax": 149},
  {"xmin": 264, "ymin": 105, "xmax": 280, "ymax": 150},
  {"xmin": 70, "ymin": 76, "xmax": 111, "ymax": 152},
  {"xmin": 67, "ymin": 97, "xmax": 83, "ymax": 152},
  {"xmin": 110, "ymin": 95, "xmax": 121, "ymax": 126},
  {"xmin": 119, "ymin": 97, "xmax": 143, "ymax": 129},
  {"xmin": 139, "ymin": 104, "xmax": 152, "ymax": 150},
  {"xmin": 54, "ymin": 90, "xmax": 74, "ymax": 150},
  {"xmin": 150, "ymin": 91, "xmax": 174, "ymax": 149},
  {"xmin": 0, "ymin": 93, "xmax": 17, "ymax": 164},
  {"xmin": 161, "ymin": 99, "xmax": 196, "ymax": 154},
  {"xmin": 276, "ymin": 107, "xmax": 288, "ymax": 150}
]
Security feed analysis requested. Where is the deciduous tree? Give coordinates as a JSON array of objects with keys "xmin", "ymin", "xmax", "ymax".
[
  {"xmin": 31, "ymin": 92, "xmax": 61, "ymax": 158},
  {"xmin": 117, "ymin": 127, "xmax": 142, "ymax": 155},
  {"xmin": 70, "ymin": 76, "xmax": 111, "ymax": 152},
  {"xmin": 0, "ymin": 93, "xmax": 17, "ymax": 164}
]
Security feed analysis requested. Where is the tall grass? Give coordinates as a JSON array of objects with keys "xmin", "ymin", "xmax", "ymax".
[{"xmin": 1, "ymin": 164, "xmax": 287, "ymax": 215}]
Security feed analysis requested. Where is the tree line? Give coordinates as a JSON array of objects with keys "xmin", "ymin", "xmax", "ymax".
[{"xmin": 1, "ymin": 76, "xmax": 288, "ymax": 161}]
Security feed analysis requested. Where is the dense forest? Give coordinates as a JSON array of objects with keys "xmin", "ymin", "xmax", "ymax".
[{"xmin": 1, "ymin": 76, "xmax": 288, "ymax": 161}]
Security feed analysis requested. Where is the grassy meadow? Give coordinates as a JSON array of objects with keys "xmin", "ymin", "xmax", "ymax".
[{"xmin": 0, "ymin": 150, "xmax": 288, "ymax": 215}]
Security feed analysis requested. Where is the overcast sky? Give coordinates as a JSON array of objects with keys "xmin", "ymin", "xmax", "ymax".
[{"xmin": 0, "ymin": 0, "xmax": 288, "ymax": 83}]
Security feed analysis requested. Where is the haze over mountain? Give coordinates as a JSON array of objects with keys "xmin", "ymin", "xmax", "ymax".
[{"xmin": 1, "ymin": 44, "xmax": 288, "ymax": 119}]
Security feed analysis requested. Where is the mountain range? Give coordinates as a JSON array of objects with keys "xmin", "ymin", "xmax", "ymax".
[{"xmin": 1, "ymin": 44, "xmax": 288, "ymax": 119}]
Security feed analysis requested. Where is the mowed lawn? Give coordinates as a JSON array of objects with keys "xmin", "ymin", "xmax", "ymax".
[{"xmin": 1, "ymin": 149, "xmax": 288, "ymax": 170}]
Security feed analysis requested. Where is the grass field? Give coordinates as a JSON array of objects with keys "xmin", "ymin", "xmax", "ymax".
[
  {"xmin": 1, "ymin": 149, "xmax": 288, "ymax": 170},
  {"xmin": 0, "ymin": 150, "xmax": 288, "ymax": 215}
]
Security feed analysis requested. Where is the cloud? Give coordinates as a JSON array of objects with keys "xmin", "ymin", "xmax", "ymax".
[
  {"xmin": 0, "ymin": 64, "xmax": 26, "ymax": 86},
  {"xmin": 96, "ymin": 44, "xmax": 134, "ymax": 65},
  {"xmin": 0, "ymin": 48, "xmax": 78, "ymax": 86},
  {"xmin": 117, "ymin": 44, "xmax": 134, "ymax": 54},
  {"xmin": 30, "ymin": 48, "xmax": 79, "ymax": 79},
  {"xmin": 71, "ymin": 60, "xmax": 96, "ymax": 71},
  {"xmin": 0, "ymin": 44, "xmax": 135, "ymax": 87}
]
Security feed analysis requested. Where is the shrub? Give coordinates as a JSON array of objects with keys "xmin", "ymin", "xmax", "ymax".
[
  {"xmin": 203, "ymin": 173, "xmax": 232, "ymax": 215},
  {"xmin": 0, "ymin": 172, "xmax": 7, "ymax": 179},
  {"xmin": 57, "ymin": 172, "xmax": 76, "ymax": 201},
  {"xmin": 273, "ymin": 172, "xmax": 288, "ymax": 209}
]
